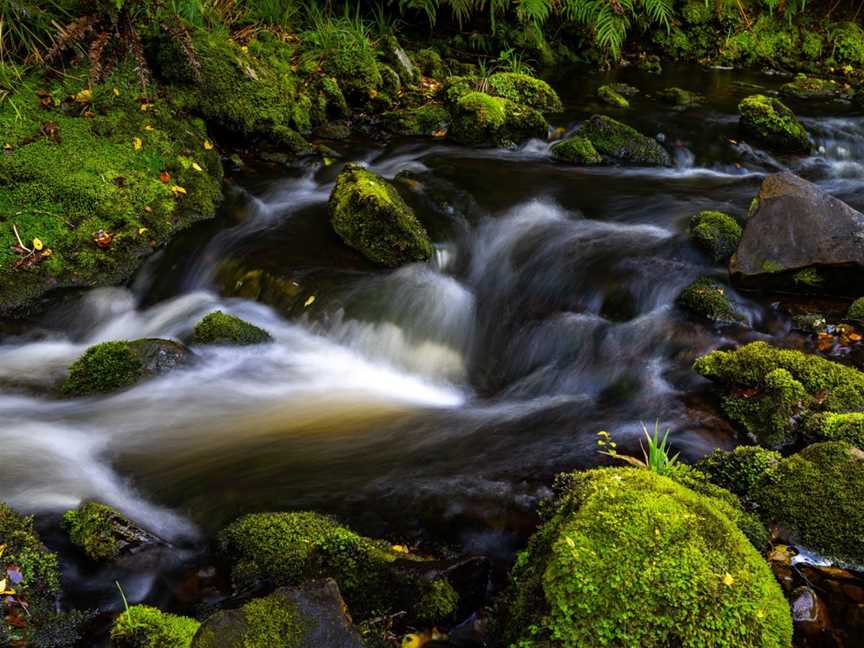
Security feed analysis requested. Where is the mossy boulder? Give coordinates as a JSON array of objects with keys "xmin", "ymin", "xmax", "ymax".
[
  {"xmin": 216, "ymin": 511, "xmax": 462, "ymax": 623},
  {"xmin": 779, "ymin": 74, "xmax": 852, "ymax": 100},
  {"xmin": 0, "ymin": 68, "xmax": 222, "ymax": 314},
  {"xmin": 657, "ymin": 87, "xmax": 703, "ymax": 106},
  {"xmin": 381, "ymin": 104, "xmax": 450, "ymax": 137},
  {"xmin": 847, "ymin": 297, "xmax": 864, "ymax": 320},
  {"xmin": 750, "ymin": 441, "xmax": 864, "ymax": 564},
  {"xmin": 328, "ymin": 164, "xmax": 432, "ymax": 266},
  {"xmin": 697, "ymin": 446, "xmax": 781, "ymax": 498},
  {"xmin": 110, "ymin": 605, "xmax": 200, "ymax": 648},
  {"xmin": 597, "ymin": 84, "xmax": 629, "ymax": 108},
  {"xmin": 413, "ymin": 48, "xmax": 445, "ymax": 79},
  {"xmin": 738, "ymin": 95, "xmax": 810, "ymax": 153},
  {"xmin": 191, "ymin": 311, "xmax": 273, "ymax": 346},
  {"xmin": 501, "ymin": 468, "xmax": 792, "ymax": 647},
  {"xmin": 191, "ymin": 580, "xmax": 364, "ymax": 648},
  {"xmin": 449, "ymin": 91, "xmax": 548, "ymax": 147},
  {"xmin": 550, "ymin": 136, "xmax": 603, "ymax": 165},
  {"xmin": 486, "ymin": 72, "xmax": 563, "ymax": 112},
  {"xmin": 677, "ymin": 277, "xmax": 745, "ymax": 324},
  {"xmin": 63, "ymin": 501, "xmax": 160, "ymax": 562},
  {"xmin": 575, "ymin": 115, "xmax": 671, "ymax": 166},
  {"xmin": 689, "ymin": 210, "xmax": 742, "ymax": 262},
  {"xmin": 62, "ymin": 338, "xmax": 192, "ymax": 397},
  {"xmin": 693, "ymin": 341, "xmax": 864, "ymax": 447}
]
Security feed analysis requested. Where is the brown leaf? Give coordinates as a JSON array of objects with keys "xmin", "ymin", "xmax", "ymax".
[{"xmin": 159, "ymin": 171, "xmax": 170, "ymax": 184}]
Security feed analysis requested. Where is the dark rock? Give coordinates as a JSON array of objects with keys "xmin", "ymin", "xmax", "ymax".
[
  {"xmin": 791, "ymin": 586, "xmax": 832, "ymax": 639},
  {"xmin": 575, "ymin": 115, "xmax": 670, "ymax": 167},
  {"xmin": 780, "ymin": 75, "xmax": 852, "ymax": 101}
]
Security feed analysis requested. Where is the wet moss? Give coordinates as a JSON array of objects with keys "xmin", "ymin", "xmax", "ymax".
[
  {"xmin": 597, "ymin": 84, "xmax": 629, "ymax": 108},
  {"xmin": 110, "ymin": 605, "xmax": 200, "ymax": 648},
  {"xmin": 677, "ymin": 277, "xmax": 745, "ymax": 324},
  {"xmin": 486, "ymin": 72, "xmax": 563, "ymax": 112},
  {"xmin": 657, "ymin": 87, "xmax": 703, "ymax": 106},
  {"xmin": 792, "ymin": 267, "xmax": 824, "ymax": 288},
  {"xmin": 807, "ymin": 412, "xmax": 864, "ymax": 449},
  {"xmin": 550, "ymin": 136, "xmax": 603, "ymax": 165},
  {"xmin": 502, "ymin": 468, "xmax": 792, "ymax": 647},
  {"xmin": 191, "ymin": 311, "xmax": 272, "ymax": 346},
  {"xmin": 847, "ymin": 297, "xmax": 864, "ymax": 320},
  {"xmin": 738, "ymin": 95, "xmax": 810, "ymax": 153},
  {"xmin": 62, "ymin": 341, "xmax": 144, "ymax": 397},
  {"xmin": 780, "ymin": 74, "xmax": 851, "ymax": 100},
  {"xmin": 688, "ymin": 210, "xmax": 742, "ymax": 262},
  {"xmin": 697, "ymin": 446, "xmax": 781, "ymax": 498},
  {"xmin": 751, "ymin": 441, "xmax": 864, "ymax": 564},
  {"xmin": 381, "ymin": 104, "xmax": 450, "ymax": 136},
  {"xmin": 415, "ymin": 578, "xmax": 458, "ymax": 624},
  {"xmin": 62, "ymin": 502, "xmax": 121, "ymax": 561},
  {"xmin": 450, "ymin": 91, "xmax": 548, "ymax": 147},
  {"xmin": 575, "ymin": 115, "xmax": 670, "ymax": 166},
  {"xmin": 328, "ymin": 164, "xmax": 432, "ymax": 266},
  {"xmin": 413, "ymin": 48, "xmax": 445, "ymax": 79}
]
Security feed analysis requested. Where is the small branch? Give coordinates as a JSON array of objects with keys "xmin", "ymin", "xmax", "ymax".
[{"xmin": 11, "ymin": 224, "xmax": 31, "ymax": 254}]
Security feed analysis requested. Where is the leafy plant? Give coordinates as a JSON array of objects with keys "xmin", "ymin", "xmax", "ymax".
[
  {"xmin": 597, "ymin": 420, "xmax": 680, "ymax": 475},
  {"xmin": 496, "ymin": 46, "xmax": 534, "ymax": 73}
]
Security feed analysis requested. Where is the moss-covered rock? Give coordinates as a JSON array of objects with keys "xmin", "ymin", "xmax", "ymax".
[
  {"xmin": 751, "ymin": 441, "xmax": 864, "ymax": 564},
  {"xmin": 328, "ymin": 164, "xmax": 432, "ymax": 266},
  {"xmin": 696, "ymin": 446, "xmax": 781, "ymax": 498},
  {"xmin": 216, "ymin": 511, "xmax": 459, "ymax": 623},
  {"xmin": 110, "ymin": 605, "xmax": 200, "ymax": 648},
  {"xmin": 689, "ymin": 210, "xmax": 742, "ymax": 262},
  {"xmin": 738, "ymin": 95, "xmax": 810, "ymax": 153},
  {"xmin": 597, "ymin": 84, "xmax": 629, "ymax": 108},
  {"xmin": 449, "ymin": 91, "xmax": 548, "ymax": 147},
  {"xmin": 62, "ymin": 338, "xmax": 191, "ymax": 397},
  {"xmin": 575, "ymin": 115, "xmax": 671, "ymax": 166},
  {"xmin": 805, "ymin": 412, "xmax": 864, "ymax": 449},
  {"xmin": 780, "ymin": 74, "xmax": 852, "ymax": 100},
  {"xmin": 501, "ymin": 468, "xmax": 792, "ymax": 647},
  {"xmin": 381, "ymin": 104, "xmax": 450, "ymax": 136},
  {"xmin": 63, "ymin": 501, "xmax": 159, "ymax": 562},
  {"xmin": 413, "ymin": 48, "xmax": 445, "ymax": 79},
  {"xmin": 657, "ymin": 87, "xmax": 703, "ymax": 106},
  {"xmin": 486, "ymin": 72, "xmax": 563, "ymax": 112},
  {"xmin": 677, "ymin": 277, "xmax": 745, "ymax": 324},
  {"xmin": 694, "ymin": 341, "xmax": 864, "ymax": 447},
  {"xmin": 847, "ymin": 297, "xmax": 864, "ymax": 320},
  {"xmin": 0, "ymin": 68, "xmax": 222, "ymax": 314},
  {"xmin": 550, "ymin": 136, "xmax": 603, "ymax": 165},
  {"xmin": 191, "ymin": 311, "xmax": 272, "ymax": 346}
]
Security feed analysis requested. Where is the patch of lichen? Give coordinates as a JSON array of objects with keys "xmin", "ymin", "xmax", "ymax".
[
  {"xmin": 111, "ymin": 605, "xmax": 200, "ymax": 648},
  {"xmin": 500, "ymin": 468, "xmax": 792, "ymax": 647},
  {"xmin": 62, "ymin": 501, "xmax": 121, "ymax": 561},
  {"xmin": 450, "ymin": 91, "xmax": 548, "ymax": 147},
  {"xmin": 847, "ymin": 297, "xmax": 864, "ymax": 320},
  {"xmin": 550, "ymin": 136, "xmax": 603, "ymax": 165},
  {"xmin": 328, "ymin": 164, "xmax": 432, "ymax": 266},
  {"xmin": 62, "ymin": 341, "xmax": 144, "ymax": 397},
  {"xmin": 0, "ymin": 65, "xmax": 222, "ymax": 314},
  {"xmin": 191, "ymin": 311, "xmax": 272, "ymax": 346},
  {"xmin": 381, "ymin": 103, "xmax": 450, "ymax": 136},
  {"xmin": 688, "ymin": 211, "xmax": 742, "ymax": 262},
  {"xmin": 738, "ymin": 94, "xmax": 810, "ymax": 153},
  {"xmin": 694, "ymin": 341, "xmax": 864, "ymax": 447},
  {"xmin": 697, "ymin": 446, "xmax": 782, "ymax": 498},
  {"xmin": 677, "ymin": 276, "xmax": 744, "ymax": 324},
  {"xmin": 597, "ymin": 84, "xmax": 629, "ymax": 108},
  {"xmin": 486, "ymin": 72, "xmax": 563, "ymax": 112},
  {"xmin": 751, "ymin": 441, "xmax": 864, "ymax": 564},
  {"xmin": 575, "ymin": 115, "xmax": 670, "ymax": 166}
]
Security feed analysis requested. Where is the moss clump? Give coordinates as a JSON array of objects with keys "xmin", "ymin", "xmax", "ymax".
[
  {"xmin": 381, "ymin": 104, "xmax": 450, "ymax": 136},
  {"xmin": 738, "ymin": 95, "xmax": 810, "ymax": 153},
  {"xmin": 751, "ymin": 441, "xmax": 864, "ymax": 564},
  {"xmin": 191, "ymin": 311, "xmax": 272, "ymax": 346},
  {"xmin": 62, "ymin": 502, "xmax": 122, "ymax": 561},
  {"xmin": 450, "ymin": 91, "xmax": 548, "ymax": 147},
  {"xmin": 677, "ymin": 277, "xmax": 745, "ymax": 324},
  {"xmin": 697, "ymin": 446, "xmax": 781, "ymax": 498},
  {"xmin": 597, "ymin": 84, "xmax": 629, "ymax": 108},
  {"xmin": 63, "ymin": 341, "xmax": 144, "ymax": 397},
  {"xmin": 550, "ymin": 136, "xmax": 603, "ymax": 165},
  {"xmin": 502, "ymin": 468, "xmax": 792, "ymax": 647},
  {"xmin": 657, "ymin": 87, "xmax": 703, "ymax": 106},
  {"xmin": 780, "ymin": 74, "xmax": 850, "ymax": 100},
  {"xmin": 575, "ymin": 115, "xmax": 670, "ymax": 166},
  {"xmin": 413, "ymin": 48, "xmax": 445, "ymax": 79},
  {"xmin": 689, "ymin": 211, "xmax": 742, "ymax": 262},
  {"xmin": 806, "ymin": 412, "xmax": 864, "ymax": 449},
  {"xmin": 328, "ymin": 164, "xmax": 432, "ymax": 266},
  {"xmin": 694, "ymin": 341, "xmax": 864, "ymax": 447},
  {"xmin": 486, "ymin": 72, "xmax": 563, "ymax": 112},
  {"xmin": 792, "ymin": 267, "xmax": 824, "ymax": 288},
  {"xmin": 111, "ymin": 605, "xmax": 200, "ymax": 648},
  {"xmin": 415, "ymin": 578, "xmax": 458, "ymax": 624},
  {"xmin": 847, "ymin": 297, "xmax": 864, "ymax": 320}
]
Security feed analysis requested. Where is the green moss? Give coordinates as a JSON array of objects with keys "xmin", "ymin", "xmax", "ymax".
[
  {"xmin": 721, "ymin": 16, "xmax": 799, "ymax": 69},
  {"xmin": 761, "ymin": 259, "xmax": 784, "ymax": 274},
  {"xmin": 111, "ymin": 605, "xmax": 199, "ymax": 648},
  {"xmin": 415, "ymin": 578, "xmax": 458, "ymax": 624},
  {"xmin": 450, "ymin": 91, "xmax": 548, "ymax": 147},
  {"xmin": 502, "ymin": 468, "xmax": 792, "ymax": 647},
  {"xmin": 381, "ymin": 104, "xmax": 450, "ymax": 136},
  {"xmin": 738, "ymin": 95, "xmax": 810, "ymax": 153},
  {"xmin": 697, "ymin": 446, "xmax": 781, "ymax": 498},
  {"xmin": 413, "ymin": 48, "xmax": 445, "ymax": 79},
  {"xmin": 689, "ymin": 211, "xmax": 742, "ymax": 262},
  {"xmin": 830, "ymin": 22, "xmax": 864, "ymax": 67},
  {"xmin": 62, "ymin": 341, "xmax": 144, "ymax": 397},
  {"xmin": 597, "ymin": 84, "xmax": 629, "ymax": 108},
  {"xmin": 847, "ymin": 297, "xmax": 864, "ymax": 320},
  {"xmin": 550, "ymin": 136, "xmax": 603, "ymax": 165},
  {"xmin": 694, "ymin": 341, "xmax": 864, "ymax": 446},
  {"xmin": 780, "ymin": 74, "xmax": 850, "ymax": 100},
  {"xmin": 751, "ymin": 441, "xmax": 864, "ymax": 564},
  {"xmin": 807, "ymin": 412, "xmax": 864, "ymax": 449},
  {"xmin": 328, "ymin": 164, "xmax": 432, "ymax": 266},
  {"xmin": 191, "ymin": 311, "xmax": 272, "ymax": 346},
  {"xmin": 677, "ymin": 277, "xmax": 744, "ymax": 324},
  {"xmin": 62, "ymin": 502, "xmax": 121, "ymax": 561},
  {"xmin": 792, "ymin": 267, "xmax": 824, "ymax": 288},
  {"xmin": 485, "ymin": 72, "xmax": 562, "ymax": 112},
  {"xmin": 657, "ymin": 87, "xmax": 703, "ymax": 106},
  {"xmin": 576, "ymin": 115, "xmax": 670, "ymax": 166}
]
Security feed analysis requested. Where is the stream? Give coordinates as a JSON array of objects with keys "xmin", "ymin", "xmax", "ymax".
[{"xmin": 1, "ymin": 64, "xmax": 863, "ymax": 624}]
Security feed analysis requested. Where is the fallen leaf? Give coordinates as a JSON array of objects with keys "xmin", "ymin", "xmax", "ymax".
[
  {"xmin": 113, "ymin": 87, "xmax": 120, "ymax": 96},
  {"xmin": 304, "ymin": 295, "xmax": 315, "ymax": 307},
  {"xmin": 133, "ymin": 137, "xmax": 142, "ymax": 151},
  {"xmin": 138, "ymin": 227, "xmax": 148, "ymax": 235},
  {"xmin": 73, "ymin": 89, "xmax": 92, "ymax": 103},
  {"xmin": 92, "ymin": 230, "xmax": 113, "ymax": 249},
  {"xmin": 140, "ymin": 103, "xmax": 153, "ymax": 112},
  {"xmin": 721, "ymin": 573, "xmax": 735, "ymax": 587},
  {"xmin": 391, "ymin": 544, "xmax": 409, "ymax": 553},
  {"xmin": 191, "ymin": 162, "xmax": 203, "ymax": 172},
  {"xmin": 160, "ymin": 171, "xmax": 171, "ymax": 184},
  {"xmin": 42, "ymin": 248, "xmax": 52, "ymax": 258},
  {"xmin": 432, "ymin": 129, "xmax": 448, "ymax": 138},
  {"xmin": 144, "ymin": 125, "xmax": 155, "ymax": 132},
  {"xmin": 170, "ymin": 185, "xmax": 187, "ymax": 195},
  {"xmin": 203, "ymin": 140, "xmax": 214, "ymax": 150}
]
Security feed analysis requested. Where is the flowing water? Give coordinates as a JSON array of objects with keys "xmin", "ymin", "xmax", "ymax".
[{"xmin": 1, "ymin": 65, "xmax": 863, "ymax": 618}]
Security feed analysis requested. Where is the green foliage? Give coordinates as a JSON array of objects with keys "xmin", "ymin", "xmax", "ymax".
[
  {"xmin": 502, "ymin": 468, "xmax": 793, "ymax": 647},
  {"xmin": 191, "ymin": 311, "xmax": 273, "ymax": 345},
  {"xmin": 829, "ymin": 22, "xmax": 864, "ymax": 66},
  {"xmin": 63, "ymin": 341, "xmax": 144, "ymax": 397},
  {"xmin": 688, "ymin": 211, "xmax": 742, "ymax": 263},
  {"xmin": 63, "ymin": 502, "xmax": 122, "ymax": 561},
  {"xmin": 677, "ymin": 276, "xmax": 744, "ymax": 324},
  {"xmin": 697, "ymin": 446, "xmax": 781, "ymax": 497},
  {"xmin": 110, "ymin": 605, "xmax": 200, "ymax": 648},
  {"xmin": 0, "ymin": 0, "xmax": 63, "ymax": 62}
]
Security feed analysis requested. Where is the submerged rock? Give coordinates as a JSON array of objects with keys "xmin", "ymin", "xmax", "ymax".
[
  {"xmin": 110, "ymin": 605, "xmax": 200, "ymax": 648},
  {"xmin": 550, "ymin": 136, "xmax": 603, "ymax": 165},
  {"xmin": 191, "ymin": 311, "xmax": 273, "ymax": 346},
  {"xmin": 192, "ymin": 580, "xmax": 363, "ymax": 648},
  {"xmin": 688, "ymin": 210, "xmax": 742, "ymax": 262},
  {"xmin": 62, "ymin": 338, "xmax": 193, "ymax": 397},
  {"xmin": 780, "ymin": 74, "xmax": 852, "ymax": 100},
  {"xmin": 63, "ymin": 501, "xmax": 162, "ymax": 562},
  {"xmin": 575, "ymin": 115, "xmax": 670, "ymax": 166},
  {"xmin": 738, "ymin": 95, "xmax": 810, "ymax": 153},
  {"xmin": 501, "ymin": 468, "xmax": 792, "ymax": 647},
  {"xmin": 731, "ymin": 173, "xmax": 864, "ymax": 295},
  {"xmin": 597, "ymin": 84, "xmax": 629, "ymax": 108},
  {"xmin": 328, "ymin": 164, "xmax": 432, "ymax": 266},
  {"xmin": 449, "ymin": 91, "xmax": 548, "ymax": 147},
  {"xmin": 677, "ymin": 277, "xmax": 745, "ymax": 324},
  {"xmin": 657, "ymin": 86, "xmax": 703, "ymax": 106}
]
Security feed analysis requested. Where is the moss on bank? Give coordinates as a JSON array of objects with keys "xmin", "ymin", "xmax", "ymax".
[
  {"xmin": 111, "ymin": 605, "xmax": 200, "ymax": 648},
  {"xmin": 191, "ymin": 311, "xmax": 273, "ymax": 346}
]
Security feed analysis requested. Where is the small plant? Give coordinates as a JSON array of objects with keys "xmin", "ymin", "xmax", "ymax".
[
  {"xmin": 474, "ymin": 58, "xmax": 492, "ymax": 92},
  {"xmin": 597, "ymin": 420, "xmax": 680, "ymax": 475},
  {"xmin": 496, "ymin": 47, "xmax": 534, "ymax": 74}
]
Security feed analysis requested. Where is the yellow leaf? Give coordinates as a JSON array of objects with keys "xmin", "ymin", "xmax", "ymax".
[
  {"xmin": 113, "ymin": 87, "xmax": 120, "ymax": 96},
  {"xmin": 140, "ymin": 103, "xmax": 153, "ymax": 112},
  {"xmin": 0, "ymin": 544, "xmax": 5, "ymax": 557},
  {"xmin": 74, "ymin": 89, "xmax": 92, "ymax": 103},
  {"xmin": 3, "ymin": 143, "xmax": 11, "ymax": 151},
  {"xmin": 32, "ymin": 238, "xmax": 43, "ymax": 251},
  {"xmin": 304, "ymin": 295, "xmax": 316, "ymax": 308},
  {"xmin": 191, "ymin": 162, "xmax": 203, "ymax": 172},
  {"xmin": 138, "ymin": 227, "xmax": 149, "ymax": 235},
  {"xmin": 42, "ymin": 248, "xmax": 52, "ymax": 258},
  {"xmin": 721, "ymin": 573, "xmax": 735, "ymax": 587},
  {"xmin": 133, "ymin": 137, "xmax": 142, "ymax": 151},
  {"xmin": 203, "ymin": 140, "xmax": 214, "ymax": 150},
  {"xmin": 170, "ymin": 185, "xmax": 187, "ymax": 195},
  {"xmin": 391, "ymin": 544, "xmax": 409, "ymax": 553},
  {"xmin": 143, "ymin": 125, "xmax": 155, "ymax": 132}
]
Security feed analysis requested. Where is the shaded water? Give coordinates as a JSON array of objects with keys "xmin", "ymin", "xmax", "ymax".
[{"xmin": 1, "ymin": 65, "xmax": 863, "ymax": 615}]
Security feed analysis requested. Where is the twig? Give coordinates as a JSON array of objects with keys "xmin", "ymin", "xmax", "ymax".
[{"xmin": 11, "ymin": 224, "xmax": 31, "ymax": 253}]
